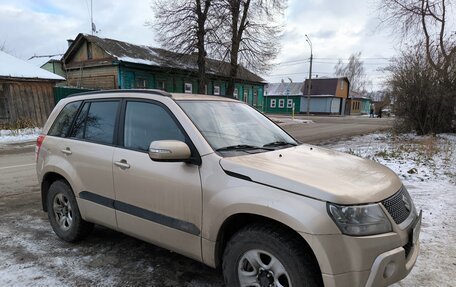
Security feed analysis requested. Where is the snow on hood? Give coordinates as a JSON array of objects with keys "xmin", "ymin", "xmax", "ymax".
[
  {"xmin": 0, "ymin": 51, "xmax": 64, "ymax": 80},
  {"xmin": 219, "ymin": 145, "xmax": 403, "ymax": 204}
]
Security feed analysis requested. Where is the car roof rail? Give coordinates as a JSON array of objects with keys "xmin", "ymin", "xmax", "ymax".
[{"xmin": 67, "ymin": 89, "xmax": 172, "ymax": 98}]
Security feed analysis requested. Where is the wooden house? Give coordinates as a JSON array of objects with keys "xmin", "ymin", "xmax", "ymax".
[
  {"xmin": 62, "ymin": 33, "xmax": 266, "ymax": 110},
  {"xmin": 28, "ymin": 54, "xmax": 65, "ymax": 78},
  {"xmin": 300, "ymin": 77, "xmax": 350, "ymax": 115},
  {"xmin": 264, "ymin": 82, "xmax": 303, "ymax": 114},
  {"xmin": 0, "ymin": 51, "xmax": 64, "ymax": 127},
  {"xmin": 348, "ymin": 90, "xmax": 371, "ymax": 115}
]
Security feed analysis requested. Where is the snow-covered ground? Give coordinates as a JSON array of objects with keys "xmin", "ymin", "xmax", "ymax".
[
  {"xmin": 0, "ymin": 128, "xmax": 41, "ymax": 144},
  {"xmin": 326, "ymin": 133, "xmax": 456, "ymax": 287},
  {"xmin": 0, "ymin": 132, "xmax": 454, "ymax": 286}
]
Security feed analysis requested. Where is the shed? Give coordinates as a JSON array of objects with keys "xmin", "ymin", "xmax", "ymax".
[{"xmin": 0, "ymin": 51, "xmax": 65, "ymax": 127}]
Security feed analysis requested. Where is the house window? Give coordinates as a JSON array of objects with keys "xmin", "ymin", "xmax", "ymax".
[
  {"xmin": 287, "ymin": 99, "xmax": 293, "ymax": 108},
  {"xmin": 214, "ymin": 85, "xmax": 220, "ymax": 95},
  {"xmin": 157, "ymin": 80, "xmax": 166, "ymax": 91},
  {"xmin": 270, "ymin": 99, "xmax": 276, "ymax": 108},
  {"xmin": 243, "ymin": 90, "xmax": 248, "ymax": 103},
  {"xmin": 87, "ymin": 42, "xmax": 93, "ymax": 60},
  {"xmin": 185, "ymin": 83, "xmax": 192, "ymax": 94},
  {"xmin": 135, "ymin": 78, "xmax": 147, "ymax": 89},
  {"xmin": 234, "ymin": 88, "xmax": 239, "ymax": 99},
  {"xmin": 253, "ymin": 91, "xmax": 258, "ymax": 106},
  {"xmin": 278, "ymin": 99, "xmax": 285, "ymax": 108}
]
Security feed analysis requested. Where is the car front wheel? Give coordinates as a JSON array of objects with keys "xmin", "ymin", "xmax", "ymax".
[{"xmin": 222, "ymin": 224, "xmax": 322, "ymax": 287}]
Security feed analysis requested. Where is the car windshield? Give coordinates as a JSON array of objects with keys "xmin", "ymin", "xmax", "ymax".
[{"xmin": 178, "ymin": 100, "xmax": 298, "ymax": 155}]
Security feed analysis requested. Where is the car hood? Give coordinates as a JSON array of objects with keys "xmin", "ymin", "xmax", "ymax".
[{"xmin": 219, "ymin": 145, "xmax": 402, "ymax": 204}]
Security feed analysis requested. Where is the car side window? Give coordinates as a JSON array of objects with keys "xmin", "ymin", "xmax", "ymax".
[
  {"xmin": 123, "ymin": 101, "xmax": 185, "ymax": 151},
  {"xmin": 48, "ymin": 101, "xmax": 81, "ymax": 137},
  {"xmin": 70, "ymin": 102, "xmax": 89, "ymax": 139},
  {"xmin": 69, "ymin": 101, "xmax": 119, "ymax": 145}
]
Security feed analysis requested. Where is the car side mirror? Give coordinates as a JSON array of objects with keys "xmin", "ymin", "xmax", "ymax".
[{"xmin": 148, "ymin": 140, "xmax": 191, "ymax": 162}]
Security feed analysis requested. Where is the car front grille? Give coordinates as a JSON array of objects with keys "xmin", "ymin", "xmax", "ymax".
[{"xmin": 381, "ymin": 186, "xmax": 412, "ymax": 224}]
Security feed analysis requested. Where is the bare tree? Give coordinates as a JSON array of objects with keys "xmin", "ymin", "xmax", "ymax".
[
  {"xmin": 386, "ymin": 43, "xmax": 455, "ymax": 134},
  {"xmin": 219, "ymin": 0, "xmax": 286, "ymax": 97},
  {"xmin": 334, "ymin": 52, "xmax": 368, "ymax": 93},
  {"xmin": 0, "ymin": 41, "xmax": 7, "ymax": 52},
  {"xmin": 148, "ymin": 0, "xmax": 214, "ymax": 94},
  {"xmin": 379, "ymin": 0, "xmax": 456, "ymax": 81},
  {"xmin": 379, "ymin": 0, "xmax": 456, "ymax": 134}
]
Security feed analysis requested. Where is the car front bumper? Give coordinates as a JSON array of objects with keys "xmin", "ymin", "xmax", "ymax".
[{"xmin": 300, "ymin": 211, "xmax": 421, "ymax": 287}]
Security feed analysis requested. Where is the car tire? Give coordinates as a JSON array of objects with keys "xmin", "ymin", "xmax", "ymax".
[
  {"xmin": 222, "ymin": 224, "xmax": 322, "ymax": 287},
  {"xmin": 47, "ymin": 180, "xmax": 93, "ymax": 242}
]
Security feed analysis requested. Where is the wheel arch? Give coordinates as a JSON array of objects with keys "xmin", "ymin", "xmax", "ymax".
[
  {"xmin": 214, "ymin": 213, "xmax": 322, "ymax": 277},
  {"xmin": 41, "ymin": 172, "xmax": 71, "ymax": 212}
]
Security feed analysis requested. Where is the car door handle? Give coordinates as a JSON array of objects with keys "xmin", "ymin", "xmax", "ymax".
[
  {"xmin": 61, "ymin": 147, "xmax": 72, "ymax": 155},
  {"xmin": 114, "ymin": 159, "xmax": 130, "ymax": 169}
]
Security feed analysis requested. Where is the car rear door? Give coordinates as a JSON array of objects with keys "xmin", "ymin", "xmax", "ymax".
[
  {"xmin": 63, "ymin": 99, "xmax": 121, "ymax": 230},
  {"xmin": 112, "ymin": 99, "xmax": 202, "ymax": 261}
]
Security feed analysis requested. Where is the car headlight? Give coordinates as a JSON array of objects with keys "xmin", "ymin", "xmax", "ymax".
[{"xmin": 327, "ymin": 203, "xmax": 392, "ymax": 236}]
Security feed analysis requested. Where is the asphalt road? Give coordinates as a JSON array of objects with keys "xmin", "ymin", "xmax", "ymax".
[
  {"xmin": 0, "ymin": 117, "xmax": 394, "ymax": 286},
  {"xmin": 279, "ymin": 115, "xmax": 393, "ymax": 144}
]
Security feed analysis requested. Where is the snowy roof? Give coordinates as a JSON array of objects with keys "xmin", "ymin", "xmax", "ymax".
[
  {"xmin": 64, "ymin": 33, "xmax": 265, "ymax": 83},
  {"xmin": 0, "ymin": 51, "xmax": 64, "ymax": 81},
  {"xmin": 27, "ymin": 54, "xmax": 62, "ymax": 68},
  {"xmin": 266, "ymin": 82, "xmax": 304, "ymax": 96}
]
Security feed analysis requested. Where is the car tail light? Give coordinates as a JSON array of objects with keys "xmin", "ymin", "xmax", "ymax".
[{"xmin": 36, "ymin": 134, "xmax": 46, "ymax": 162}]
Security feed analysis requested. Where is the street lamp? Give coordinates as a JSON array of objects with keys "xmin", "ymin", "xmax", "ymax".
[{"xmin": 305, "ymin": 34, "xmax": 313, "ymax": 117}]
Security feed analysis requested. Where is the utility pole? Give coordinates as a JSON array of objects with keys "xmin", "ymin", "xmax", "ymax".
[{"xmin": 305, "ymin": 34, "xmax": 313, "ymax": 117}]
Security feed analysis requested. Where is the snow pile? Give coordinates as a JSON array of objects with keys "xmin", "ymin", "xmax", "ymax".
[
  {"xmin": 326, "ymin": 133, "xmax": 456, "ymax": 287},
  {"xmin": 0, "ymin": 128, "xmax": 41, "ymax": 144}
]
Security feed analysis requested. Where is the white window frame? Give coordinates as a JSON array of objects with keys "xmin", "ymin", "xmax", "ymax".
[
  {"xmin": 278, "ymin": 99, "xmax": 285, "ymax": 108},
  {"xmin": 184, "ymin": 83, "xmax": 192, "ymax": 94},
  {"xmin": 270, "ymin": 99, "xmax": 276, "ymax": 108},
  {"xmin": 157, "ymin": 80, "xmax": 166, "ymax": 90},
  {"xmin": 234, "ymin": 88, "xmax": 239, "ymax": 99},
  {"xmin": 287, "ymin": 99, "xmax": 293, "ymax": 108},
  {"xmin": 214, "ymin": 85, "xmax": 220, "ymax": 95}
]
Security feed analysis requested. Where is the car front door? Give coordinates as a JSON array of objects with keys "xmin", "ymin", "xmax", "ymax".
[{"xmin": 112, "ymin": 99, "xmax": 202, "ymax": 261}]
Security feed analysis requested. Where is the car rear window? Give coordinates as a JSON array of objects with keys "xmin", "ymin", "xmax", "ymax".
[
  {"xmin": 69, "ymin": 101, "xmax": 119, "ymax": 145},
  {"xmin": 48, "ymin": 101, "xmax": 82, "ymax": 137}
]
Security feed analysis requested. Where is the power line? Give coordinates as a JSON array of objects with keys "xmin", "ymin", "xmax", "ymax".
[{"xmin": 275, "ymin": 57, "xmax": 392, "ymax": 65}]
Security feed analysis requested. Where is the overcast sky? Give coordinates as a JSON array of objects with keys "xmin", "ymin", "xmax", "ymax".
[{"xmin": 0, "ymin": 0, "xmax": 398, "ymax": 90}]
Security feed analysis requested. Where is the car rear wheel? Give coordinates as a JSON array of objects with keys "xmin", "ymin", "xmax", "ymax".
[
  {"xmin": 47, "ymin": 180, "xmax": 93, "ymax": 242},
  {"xmin": 222, "ymin": 224, "xmax": 322, "ymax": 287}
]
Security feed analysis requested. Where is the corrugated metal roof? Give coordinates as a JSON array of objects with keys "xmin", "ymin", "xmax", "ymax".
[
  {"xmin": 64, "ymin": 33, "xmax": 264, "ymax": 84},
  {"xmin": 266, "ymin": 82, "xmax": 304, "ymax": 96}
]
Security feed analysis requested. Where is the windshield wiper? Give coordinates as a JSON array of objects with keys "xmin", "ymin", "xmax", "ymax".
[
  {"xmin": 216, "ymin": 144, "xmax": 274, "ymax": 152},
  {"xmin": 263, "ymin": 141, "xmax": 298, "ymax": 148}
]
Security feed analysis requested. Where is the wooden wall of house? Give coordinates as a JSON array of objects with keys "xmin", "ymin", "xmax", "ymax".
[
  {"xmin": 66, "ymin": 66, "xmax": 118, "ymax": 89},
  {"xmin": 0, "ymin": 80, "xmax": 56, "ymax": 127},
  {"xmin": 335, "ymin": 79, "xmax": 349, "ymax": 98}
]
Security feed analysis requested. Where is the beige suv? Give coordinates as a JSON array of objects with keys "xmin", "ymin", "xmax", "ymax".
[{"xmin": 36, "ymin": 90, "xmax": 421, "ymax": 287}]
